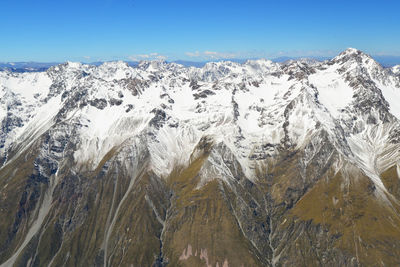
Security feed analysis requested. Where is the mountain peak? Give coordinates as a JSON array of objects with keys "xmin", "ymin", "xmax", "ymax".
[
  {"xmin": 64, "ymin": 61, "xmax": 83, "ymax": 69},
  {"xmin": 334, "ymin": 47, "xmax": 372, "ymax": 62},
  {"xmin": 137, "ymin": 60, "xmax": 171, "ymax": 72},
  {"xmin": 343, "ymin": 47, "xmax": 361, "ymax": 54},
  {"xmin": 330, "ymin": 48, "xmax": 386, "ymax": 75},
  {"xmin": 100, "ymin": 60, "xmax": 129, "ymax": 69}
]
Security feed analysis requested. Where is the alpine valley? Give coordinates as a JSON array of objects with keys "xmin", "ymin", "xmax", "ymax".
[{"xmin": 1, "ymin": 48, "xmax": 400, "ymax": 267}]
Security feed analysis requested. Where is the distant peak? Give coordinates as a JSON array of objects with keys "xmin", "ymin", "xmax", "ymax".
[
  {"xmin": 64, "ymin": 61, "xmax": 83, "ymax": 69},
  {"xmin": 136, "ymin": 60, "xmax": 184, "ymax": 73},
  {"xmin": 100, "ymin": 60, "xmax": 129, "ymax": 69},
  {"xmin": 138, "ymin": 60, "xmax": 167, "ymax": 68},
  {"xmin": 245, "ymin": 58, "xmax": 274, "ymax": 65}
]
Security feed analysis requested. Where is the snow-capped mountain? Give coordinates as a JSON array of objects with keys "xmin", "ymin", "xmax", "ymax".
[
  {"xmin": 393, "ymin": 64, "xmax": 400, "ymax": 75},
  {"xmin": 1, "ymin": 48, "xmax": 400, "ymax": 266}
]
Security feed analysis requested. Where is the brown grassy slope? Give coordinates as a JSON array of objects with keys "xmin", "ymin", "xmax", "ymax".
[
  {"xmin": 163, "ymin": 153, "xmax": 263, "ymax": 267},
  {"xmin": 292, "ymin": 167, "xmax": 400, "ymax": 266},
  {"xmin": 0, "ymin": 140, "xmax": 47, "ymax": 263}
]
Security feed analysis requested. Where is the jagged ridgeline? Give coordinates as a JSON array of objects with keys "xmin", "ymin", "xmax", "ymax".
[{"xmin": 1, "ymin": 48, "xmax": 400, "ymax": 266}]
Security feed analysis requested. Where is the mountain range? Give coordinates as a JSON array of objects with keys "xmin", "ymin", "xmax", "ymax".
[
  {"xmin": 1, "ymin": 48, "xmax": 400, "ymax": 266},
  {"xmin": 1, "ymin": 54, "xmax": 400, "ymax": 73}
]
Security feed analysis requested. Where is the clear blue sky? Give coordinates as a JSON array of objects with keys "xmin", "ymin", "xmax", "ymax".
[{"xmin": 1, "ymin": 0, "xmax": 399, "ymax": 62}]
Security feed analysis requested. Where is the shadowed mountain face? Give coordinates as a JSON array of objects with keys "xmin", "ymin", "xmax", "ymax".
[{"xmin": 1, "ymin": 48, "xmax": 400, "ymax": 266}]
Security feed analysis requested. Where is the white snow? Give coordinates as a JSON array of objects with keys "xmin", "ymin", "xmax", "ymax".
[
  {"xmin": 374, "ymin": 79, "xmax": 400, "ymax": 120},
  {"xmin": 309, "ymin": 64, "xmax": 354, "ymax": 117},
  {"xmin": 1, "ymin": 50, "xmax": 400, "ymax": 192},
  {"xmin": 393, "ymin": 65, "xmax": 400, "ymax": 75},
  {"xmin": 0, "ymin": 71, "xmax": 52, "ymax": 101}
]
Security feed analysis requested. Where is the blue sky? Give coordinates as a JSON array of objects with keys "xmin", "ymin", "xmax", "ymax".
[{"xmin": 1, "ymin": 0, "xmax": 399, "ymax": 62}]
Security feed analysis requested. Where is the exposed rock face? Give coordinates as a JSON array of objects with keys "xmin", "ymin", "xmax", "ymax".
[{"xmin": 1, "ymin": 48, "xmax": 400, "ymax": 266}]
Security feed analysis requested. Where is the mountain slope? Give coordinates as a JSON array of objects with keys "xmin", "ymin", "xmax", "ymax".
[{"xmin": 1, "ymin": 48, "xmax": 400, "ymax": 266}]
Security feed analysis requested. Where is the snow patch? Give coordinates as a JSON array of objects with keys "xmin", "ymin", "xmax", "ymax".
[{"xmin": 309, "ymin": 65, "xmax": 354, "ymax": 117}]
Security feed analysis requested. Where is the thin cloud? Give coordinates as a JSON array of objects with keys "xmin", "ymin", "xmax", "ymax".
[
  {"xmin": 128, "ymin": 53, "xmax": 167, "ymax": 61},
  {"xmin": 186, "ymin": 51, "xmax": 239, "ymax": 60},
  {"xmin": 268, "ymin": 49, "xmax": 338, "ymax": 58},
  {"xmin": 204, "ymin": 51, "xmax": 218, "ymax": 56},
  {"xmin": 185, "ymin": 51, "xmax": 201, "ymax": 57},
  {"xmin": 185, "ymin": 49, "xmax": 340, "ymax": 61}
]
